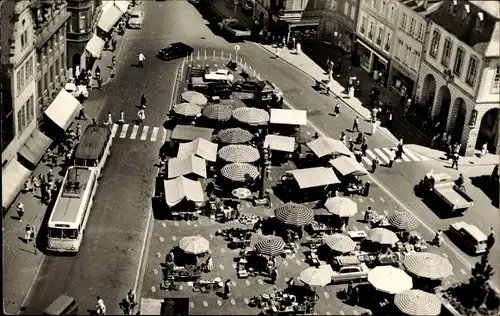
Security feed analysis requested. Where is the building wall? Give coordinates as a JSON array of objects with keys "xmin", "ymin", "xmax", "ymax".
[
  {"xmin": 1, "ymin": 1, "xmax": 37, "ymax": 165},
  {"xmin": 476, "ymin": 58, "xmax": 500, "ymax": 104},
  {"xmin": 319, "ymin": 0, "xmax": 359, "ymax": 51}
]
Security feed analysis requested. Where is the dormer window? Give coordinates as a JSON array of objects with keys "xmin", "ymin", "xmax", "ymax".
[
  {"xmin": 474, "ymin": 15, "xmax": 485, "ymax": 32},
  {"xmin": 449, "ymin": 1, "xmax": 458, "ymax": 14},
  {"xmin": 462, "ymin": 6, "xmax": 470, "ymax": 21}
]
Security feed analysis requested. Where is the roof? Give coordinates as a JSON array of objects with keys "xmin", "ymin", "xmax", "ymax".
[
  {"xmin": 427, "ymin": 1, "xmax": 500, "ymax": 57},
  {"xmin": 171, "ymin": 125, "xmax": 214, "ymax": 142},
  {"xmin": 164, "ymin": 176, "xmax": 204, "ymax": 207},
  {"xmin": 167, "ymin": 154, "xmax": 207, "ymax": 179},
  {"xmin": 287, "ymin": 167, "xmax": 340, "ymax": 189},
  {"xmin": 75, "ymin": 125, "xmax": 111, "ymax": 160},
  {"xmin": 177, "ymin": 137, "xmax": 218, "ymax": 162},
  {"xmin": 270, "ymin": 109, "xmax": 308, "ymax": 125},
  {"xmin": 330, "ymin": 156, "xmax": 368, "ymax": 177},
  {"xmin": 451, "ymin": 221, "xmax": 487, "ymax": 241},
  {"xmin": 264, "ymin": 135, "xmax": 296, "ymax": 152},
  {"xmin": 307, "ymin": 137, "xmax": 351, "ymax": 158}
]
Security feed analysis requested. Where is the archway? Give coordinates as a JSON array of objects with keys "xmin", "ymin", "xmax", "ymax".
[
  {"xmin": 72, "ymin": 53, "xmax": 81, "ymax": 75},
  {"xmin": 435, "ymin": 85, "xmax": 451, "ymax": 127},
  {"xmin": 476, "ymin": 108, "xmax": 500, "ymax": 152},
  {"xmin": 421, "ymin": 74, "xmax": 436, "ymax": 107},
  {"xmin": 451, "ymin": 98, "xmax": 467, "ymax": 143}
]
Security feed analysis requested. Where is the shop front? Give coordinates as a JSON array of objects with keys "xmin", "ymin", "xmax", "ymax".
[
  {"xmin": 388, "ymin": 59, "xmax": 417, "ymax": 99},
  {"xmin": 356, "ymin": 38, "xmax": 390, "ymax": 76},
  {"xmin": 289, "ymin": 20, "xmax": 319, "ymax": 42},
  {"xmin": 336, "ymin": 24, "xmax": 354, "ymax": 54}
]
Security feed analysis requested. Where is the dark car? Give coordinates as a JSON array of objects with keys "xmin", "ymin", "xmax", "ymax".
[
  {"xmin": 232, "ymin": 77, "xmax": 263, "ymax": 92},
  {"xmin": 205, "ymin": 82, "xmax": 232, "ymax": 99},
  {"xmin": 158, "ymin": 42, "xmax": 194, "ymax": 60}
]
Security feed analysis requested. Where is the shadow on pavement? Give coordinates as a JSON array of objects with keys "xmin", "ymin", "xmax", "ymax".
[
  {"xmin": 152, "ymin": 176, "xmax": 168, "ymax": 220},
  {"xmin": 469, "ymin": 175, "xmax": 499, "ymax": 208}
]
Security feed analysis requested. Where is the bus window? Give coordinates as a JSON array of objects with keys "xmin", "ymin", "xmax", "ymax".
[
  {"xmin": 62, "ymin": 229, "xmax": 78, "ymax": 239},
  {"xmin": 93, "ymin": 161, "xmax": 98, "ymax": 167},
  {"xmin": 48, "ymin": 228, "xmax": 62, "ymax": 238}
]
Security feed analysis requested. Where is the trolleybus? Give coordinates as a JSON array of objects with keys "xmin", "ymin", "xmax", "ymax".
[{"xmin": 74, "ymin": 124, "xmax": 112, "ymax": 178}]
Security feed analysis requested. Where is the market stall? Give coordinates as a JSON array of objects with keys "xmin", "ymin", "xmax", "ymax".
[
  {"xmin": 177, "ymin": 137, "xmax": 218, "ymax": 162},
  {"xmin": 181, "ymin": 91, "xmax": 208, "ymax": 105},
  {"xmin": 232, "ymin": 107, "xmax": 270, "ymax": 126},
  {"xmin": 218, "ymin": 145, "xmax": 261, "ymax": 163},
  {"xmin": 217, "ymin": 127, "xmax": 253, "ymax": 144},
  {"xmin": 269, "ymin": 109, "xmax": 307, "ymax": 135},
  {"xmin": 170, "ymin": 125, "xmax": 214, "ymax": 142},
  {"xmin": 202, "ymin": 104, "xmax": 233, "ymax": 122},
  {"xmin": 281, "ymin": 167, "xmax": 340, "ymax": 202},
  {"xmin": 394, "ymin": 290, "xmax": 442, "ymax": 316},
  {"xmin": 164, "ymin": 176, "xmax": 205, "ymax": 219},
  {"xmin": 167, "ymin": 154, "xmax": 207, "ymax": 179},
  {"xmin": 368, "ymin": 266, "xmax": 413, "ymax": 294},
  {"xmin": 307, "ymin": 137, "xmax": 351, "ymax": 158}
]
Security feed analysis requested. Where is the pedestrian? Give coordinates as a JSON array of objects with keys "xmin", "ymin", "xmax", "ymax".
[
  {"xmin": 325, "ymin": 81, "xmax": 331, "ymax": 95},
  {"xmin": 97, "ymin": 76, "xmax": 102, "ymax": 90},
  {"xmin": 371, "ymin": 108, "xmax": 379, "ymax": 123},
  {"xmin": 168, "ymin": 251, "xmax": 175, "ymax": 263},
  {"xmin": 96, "ymin": 296, "xmax": 106, "ymax": 315},
  {"xmin": 138, "ymin": 52, "xmax": 145, "ymax": 68},
  {"xmin": 119, "ymin": 110, "xmax": 125, "ymax": 124},
  {"xmin": 371, "ymin": 120, "xmax": 377, "ymax": 135},
  {"xmin": 78, "ymin": 107, "xmax": 87, "ymax": 121},
  {"xmin": 363, "ymin": 181, "xmax": 371, "ymax": 196},
  {"xmin": 267, "ymin": 258, "xmax": 274, "ymax": 276},
  {"xmin": 24, "ymin": 224, "xmax": 33, "ymax": 243},
  {"xmin": 78, "ymin": 92, "xmax": 85, "ymax": 105},
  {"xmin": 127, "ymin": 289, "xmax": 136, "ymax": 311},
  {"xmin": 371, "ymin": 157, "xmax": 379, "ymax": 173},
  {"xmin": 95, "ymin": 65, "xmax": 101, "ymax": 78},
  {"xmin": 137, "ymin": 109, "xmax": 145, "ymax": 125},
  {"xmin": 340, "ymin": 132, "xmax": 346, "ymax": 145},
  {"xmin": 364, "ymin": 206, "xmax": 373, "ymax": 222},
  {"xmin": 313, "ymin": 132, "xmax": 319, "ymax": 139},
  {"xmin": 361, "ymin": 142, "xmax": 368, "ymax": 157},
  {"xmin": 352, "ymin": 117, "xmax": 360, "ymax": 132},
  {"xmin": 348, "ymin": 138, "xmax": 354, "ymax": 152},
  {"xmin": 47, "ymin": 168, "xmax": 54, "ymax": 182},
  {"xmin": 387, "ymin": 110, "xmax": 393, "ymax": 129},
  {"xmin": 223, "ymin": 279, "xmax": 231, "ymax": 299},
  {"xmin": 106, "ymin": 112, "xmax": 113, "ymax": 126},
  {"xmin": 451, "ymin": 153, "xmax": 459, "ymax": 170},
  {"xmin": 24, "ymin": 177, "xmax": 33, "ymax": 193},
  {"xmin": 92, "ymin": 118, "xmax": 97, "ymax": 125},
  {"xmin": 481, "ymin": 142, "xmax": 488, "ymax": 157},
  {"xmin": 76, "ymin": 123, "xmax": 83, "ymax": 138},
  {"xmin": 112, "ymin": 55, "xmax": 117, "ymax": 68},
  {"xmin": 430, "ymin": 134, "xmax": 438, "ymax": 148},
  {"xmin": 206, "ymin": 256, "xmax": 213, "ymax": 272},
  {"xmin": 275, "ymin": 46, "xmax": 280, "ymax": 58},
  {"xmin": 112, "ymin": 37, "xmax": 117, "ymax": 52},
  {"xmin": 270, "ymin": 267, "xmax": 278, "ymax": 284},
  {"xmin": 32, "ymin": 175, "xmax": 40, "ymax": 188},
  {"xmin": 140, "ymin": 94, "xmax": 147, "ymax": 108},
  {"xmin": 334, "ymin": 103, "xmax": 340, "ymax": 117},
  {"xmin": 487, "ymin": 228, "xmax": 495, "ymax": 251},
  {"xmin": 286, "ymin": 277, "xmax": 295, "ymax": 287},
  {"xmin": 388, "ymin": 149, "xmax": 395, "ymax": 168},
  {"xmin": 119, "ymin": 299, "xmax": 130, "ymax": 315},
  {"xmin": 346, "ymin": 281, "xmax": 353, "ymax": 301}
]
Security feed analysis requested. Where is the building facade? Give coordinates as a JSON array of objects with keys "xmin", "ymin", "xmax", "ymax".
[
  {"xmin": 387, "ymin": 0, "xmax": 439, "ymax": 98},
  {"xmin": 416, "ymin": 0, "xmax": 500, "ymax": 156},
  {"xmin": 31, "ymin": 0, "xmax": 71, "ymax": 121},
  {"xmin": 253, "ymin": 0, "xmax": 327, "ymax": 41},
  {"xmin": 355, "ymin": 0, "xmax": 398, "ymax": 77},
  {"xmin": 318, "ymin": 0, "xmax": 359, "ymax": 54},
  {"xmin": 1, "ymin": 0, "xmax": 38, "ymax": 166}
]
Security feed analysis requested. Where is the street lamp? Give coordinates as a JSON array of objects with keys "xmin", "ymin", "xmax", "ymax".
[{"xmin": 234, "ymin": 44, "xmax": 240, "ymax": 63}]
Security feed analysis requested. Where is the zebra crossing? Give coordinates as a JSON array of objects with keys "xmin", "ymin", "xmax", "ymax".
[
  {"xmin": 111, "ymin": 123, "xmax": 167, "ymax": 143},
  {"xmin": 360, "ymin": 147, "xmax": 429, "ymax": 166}
]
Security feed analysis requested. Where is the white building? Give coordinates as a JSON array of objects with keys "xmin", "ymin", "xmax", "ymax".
[
  {"xmin": 416, "ymin": 0, "xmax": 500, "ymax": 156},
  {"xmin": 355, "ymin": 0, "xmax": 399, "ymax": 76},
  {"xmin": 387, "ymin": 0, "xmax": 440, "ymax": 98}
]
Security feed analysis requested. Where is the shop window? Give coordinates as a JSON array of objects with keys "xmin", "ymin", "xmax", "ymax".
[
  {"xmin": 372, "ymin": 0, "xmax": 379, "ymax": 11},
  {"xmin": 441, "ymin": 38, "xmax": 453, "ymax": 67},
  {"xmin": 465, "ymin": 56, "xmax": 479, "ymax": 87},
  {"xmin": 453, "ymin": 47, "xmax": 465, "ymax": 77},
  {"xmin": 70, "ymin": 14, "xmax": 78, "ymax": 33},
  {"xmin": 429, "ymin": 29, "xmax": 440, "ymax": 58},
  {"xmin": 492, "ymin": 66, "xmax": 500, "ymax": 93},
  {"xmin": 400, "ymin": 13, "xmax": 407, "ymax": 30}
]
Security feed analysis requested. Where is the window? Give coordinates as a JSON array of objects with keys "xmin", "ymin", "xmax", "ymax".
[
  {"xmin": 441, "ymin": 39, "xmax": 453, "ymax": 67},
  {"xmin": 449, "ymin": 2, "xmax": 458, "ymax": 14},
  {"xmin": 372, "ymin": 0, "xmax": 379, "ymax": 11},
  {"xmin": 404, "ymin": 45, "xmax": 411, "ymax": 64},
  {"xmin": 465, "ymin": 56, "xmax": 479, "ymax": 87},
  {"xmin": 414, "ymin": 51, "xmax": 421, "ymax": 70},
  {"xmin": 16, "ymin": 65, "xmax": 25, "ymax": 96},
  {"xmin": 384, "ymin": 30, "xmax": 392, "ymax": 52},
  {"xmin": 453, "ymin": 47, "xmax": 465, "ymax": 77},
  {"xmin": 368, "ymin": 22, "xmax": 375, "ymax": 40},
  {"xmin": 396, "ymin": 38, "xmax": 403, "ymax": 59},
  {"xmin": 25, "ymin": 95, "xmax": 34, "ymax": 124},
  {"xmin": 429, "ymin": 30, "xmax": 441, "ymax": 58},
  {"xmin": 330, "ymin": 0, "xmax": 338, "ymax": 10},
  {"xmin": 474, "ymin": 16, "xmax": 485, "ymax": 32},
  {"xmin": 380, "ymin": 1, "xmax": 387, "ymax": 16},
  {"xmin": 17, "ymin": 106, "xmax": 26, "ymax": 134},
  {"xmin": 492, "ymin": 66, "xmax": 500, "ymax": 93},
  {"xmin": 409, "ymin": 18, "xmax": 416, "ymax": 35},
  {"xmin": 388, "ymin": 4, "xmax": 396, "ymax": 21},
  {"xmin": 79, "ymin": 12, "xmax": 87, "ymax": 32},
  {"xmin": 350, "ymin": 6, "xmax": 356, "ymax": 20},
  {"xmin": 26, "ymin": 57, "xmax": 33, "ymax": 82},
  {"xmin": 400, "ymin": 13, "xmax": 407, "ymax": 30},
  {"xmin": 376, "ymin": 26, "xmax": 384, "ymax": 46},
  {"xmin": 20, "ymin": 30, "xmax": 28, "ymax": 50},
  {"xmin": 344, "ymin": 2, "xmax": 349, "ymax": 15},
  {"xmin": 364, "ymin": 0, "xmax": 370, "ymax": 6},
  {"xmin": 360, "ymin": 16, "xmax": 367, "ymax": 34},
  {"xmin": 416, "ymin": 23, "xmax": 424, "ymax": 41},
  {"xmin": 70, "ymin": 14, "xmax": 78, "ymax": 33}
]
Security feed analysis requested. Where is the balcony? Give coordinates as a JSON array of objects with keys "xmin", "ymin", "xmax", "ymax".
[{"xmin": 34, "ymin": 2, "xmax": 71, "ymax": 49}]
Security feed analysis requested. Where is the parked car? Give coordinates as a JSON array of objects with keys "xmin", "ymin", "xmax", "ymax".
[
  {"xmin": 158, "ymin": 42, "xmax": 194, "ymax": 60},
  {"xmin": 128, "ymin": 10, "xmax": 144, "ymax": 29},
  {"xmin": 449, "ymin": 221, "xmax": 488, "ymax": 255},
  {"xmin": 204, "ymin": 82, "xmax": 232, "ymax": 99},
  {"xmin": 330, "ymin": 256, "xmax": 370, "ymax": 284},
  {"xmin": 64, "ymin": 82, "xmax": 88, "ymax": 99}
]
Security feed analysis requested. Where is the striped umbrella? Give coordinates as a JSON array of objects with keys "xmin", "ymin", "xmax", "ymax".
[
  {"xmin": 368, "ymin": 228, "xmax": 400, "ymax": 245},
  {"xmin": 394, "ymin": 290, "xmax": 442, "ymax": 316},
  {"xmin": 203, "ymin": 104, "xmax": 233, "ymax": 121},
  {"xmin": 255, "ymin": 236, "xmax": 285, "ymax": 256},
  {"xmin": 173, "ymin": 103, "xmax": 202, "ymax": 117},
  {"xmin": 322, "ymin": 234, "xmax": 356, "ymax": 253},
  {"xmin": 218, "ymin": 128, "xmax": 253, "ymax": 144},
  {"xmin": 274, "ymin": 203, "xmax": 314, "ymax": 227},
  {"xmin": 368, "ymin": 266, "xmax": 413, "ymax": 294},
  {"xmin": 324, "ymin": 197, "xmax": 358, "ymax": 217},
  {"xmin": 403, "ymin": 253, "xmax": 453, "ymax": 280},
  {"xmin": 232, "ymin": 107, "xmax": 270, "ymax": 125},
  {"xmin": 299, "ymin": 267, "xmax": 332, "ymax": 287},
  {"xmin": 388, "ymin": 211, "xmax": 419, "ymax": 230},
  {"xmin": 178, "ymin": 236, "xmax": 210, "ymax": 255},
  {"xmin": 181, "ymin": 91, "xmax": 208, "ymax": 105},
  {"xmin": 220, "ymin": 163, "xmax": 259, "ymax": 182},
  {"xmin": 218, "ymin": 145, "xmax": 260, "ymax": 163}
]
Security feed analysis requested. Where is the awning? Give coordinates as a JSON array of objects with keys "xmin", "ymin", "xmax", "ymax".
[
  {"xmin": 164, "ymin": 176, "xmax": 204, "ymax": 207},
  {"xmin": 287, "ymin": 167, "xmax": 340, "ymax": 189},
  {"xmin": 2, "ymin": 160, "xmax": 31, "ymax": 209},
  {"xmin": 270, "ymin": 109, "xmax": 307, "ymax": 126},
  {"xmin": 177, "ymin": 137, "xmax": 218, "ymax": 162},
  {"xmin": 139, "ymin": 298, "xmax": 162, "ymax": 316},
  {"xmin": 264, "ymin": 135, "xmax": 295, "ymax": 152},
  {"xmin": 97, "ymin": 2, "xmax": 125, "ymax": 32},
  {"xmin": 85, "ymin": 34, "xmax": 105, "ymax": 58},
  {"xmin": 356, "ymin": 39, "xmax": 389, "ymax": 65},
  {"xmin": 113, "ymin": 0, "xmax": 130, "ymax": 14},
  {"xmin": 18, "ymin": 129, "xmax": 52, "ymax": 168},
  {"xmin": 171, "ymin": 125, "xmax": 214, "ymax": 142},
  {"xmin": 330, "ymin": 156, "xmax": 368, "ymax": 177},
  {"xmin": 307, "ymin": 137, "xmax": 351, "ymax": 158},
  {"xmin": 168, "ymin": 154, "xmax": 207, "ymax": 179},
  {"xmin": 44, "ymin": 89, "xmax": 81, "ymax": 131}
]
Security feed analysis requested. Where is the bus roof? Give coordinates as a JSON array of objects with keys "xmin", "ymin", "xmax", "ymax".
[
  {"xmin": 49, "ymin": 167, "xmax": 95, "ymax": 228},
  {"xmin": 74, "ymin": 124, "xmax": 111, "ymax": 160}
]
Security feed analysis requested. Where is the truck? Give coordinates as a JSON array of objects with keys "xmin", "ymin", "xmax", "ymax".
[
  {"xmin": 218, "ymin": 18, "xmax": 251, "ymax": 38},
  {"xmin": 419, "ymin": 172, "xmax": 474, "ymax": 214}
]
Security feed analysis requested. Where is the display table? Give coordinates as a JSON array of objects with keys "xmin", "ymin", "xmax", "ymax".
[{"xmin": 348, "ymin": 230, "xmax": 368, "ymax": 241}]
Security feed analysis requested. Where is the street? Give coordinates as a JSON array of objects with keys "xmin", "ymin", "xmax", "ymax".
[{"xmin": 20, "ymin": 0, "xmax": 498, "ymax": 314}]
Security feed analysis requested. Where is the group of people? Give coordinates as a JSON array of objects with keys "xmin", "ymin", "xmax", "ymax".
[{"xmin": 96, "ymin": 289, "xmax": 136, "ymax": 315}]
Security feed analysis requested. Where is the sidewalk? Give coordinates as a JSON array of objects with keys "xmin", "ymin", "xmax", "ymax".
[{"xmin": 2, "ymin": 16, "xmax": 130, "ymax": 316}]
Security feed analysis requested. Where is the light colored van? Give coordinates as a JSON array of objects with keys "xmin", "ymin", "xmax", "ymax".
[
  {"xmin": 43, "ymin": 295, "xmax": 78, "ymax": 315},
  {"xmin": 449, "ymin": 221, "xmax": 488, "ymax": 254}
]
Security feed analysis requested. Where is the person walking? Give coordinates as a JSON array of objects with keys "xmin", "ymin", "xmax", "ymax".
[
  {"xmin": 451, "ymin": 153, "xmax": 459, "ymax": 170},
  {"xmin": 275, "ymin": 46, "xmax": 280, "ymax": 58},
  {"xmin": 106, "ymin": 112, "xmax": 113, "ymax": 126},
  {"xmin": 270, "ymin": 267, "xmax": 278, "ymax": 284},
  {"xmin": 206, "ymin": 256, "xmax": 213, "ymax": 272},
  {"xmin": 138, "ymin": 52, "xmax": 146, "ymax": 68},
  {"xmin": 364, "ymin": 206, "xmax": 373, "ymax": 223},
  {"xmin": 340, "ymin": 132, "xmax": 346, "ymax": 145},
  {"xmin": 370, "ymin": 120, "xmax": 377, "ymax": 135},
  {"xmin": 286, "ymin": 277, "xmax": 295, "ymax": 287},
  {"xmin": 112, "ymin": 37, "xmax": 117, "ymax": 52},
  {"xmin": 127, "ymin": 289, "xmax": 136, "ymax": 309},
  {"xmin": 333, "ymin": 103, "xmax": 340, "ymax": 117},
  {"xmin": 223, "ymin": 279, "xmax": 231, "ymax": 299},
  {"xmin": 97, "ymin": 75, "xmax": 102, "ymax": 90},
  {"xmin": 137, "ymin": 109, "xmax": 145, "ymax": 125},
  {"xmin": 371, "ymin": 157, "xmax": 379, "ymax": 173},
  {"xmin": 140, "ymin": 94, "xmax": 147, "ymax": 109},
  {"xmin": 119, "ymin": 299, "xmax": 130, "ymax": 315},
  {"xmin": 352, "ymin": 117, "xmax": 360, "ymax": 132},
  {"xmin": 112, "ymin": 55, "xmax": 117, "ymax": 68},
  {"xmin": 17, "ymin": 201, "xmax": 25, "ymax": 222},
  {"xmin": 76, "ymin": 123, "xmax": 83, "ymax": 139},
  {"xmin": 95, "ymin": 66, "xmax": 101, "ymax": 79},
  {"xmin": 487, "ymin": 228, "xmax": 495, "ymax": 251},
  {"xmin": 388, "ymin": 149, "xmax": 395, "ymax": 168},
  {"xmin": 24, "ymin": 224, "xmax": 34, "ymax": 243},
  {"xmin": 361, "ymin": 141, "xmax": 368, "ymax": 157},
  {"xmin": 481, "ymin": 142, "xmax": 488, "ymax": 157},
  {"xmin": 119, "ymin": 110, "xmax": 125, "ymax": 124},
  {"xmin": 96, "ymin": 297, "xmax": 106, "ymax": 315}
]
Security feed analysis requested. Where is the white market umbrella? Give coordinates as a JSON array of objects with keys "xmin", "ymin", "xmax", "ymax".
[
  {"xmin": 299, "ymin": 267, "xmax": 331, "ymax": 287},
  {"xmin": 178, "ymin": 236, "xmax": 210, "ymax": 255},
  {"xmin": 324, "ymin": 197, "xmax": 358, "ymax": 217},
  {"xmin": 322, "ymin": 234, "xmax": 356, "ymax": 253},
  {"xmin": 368, "ymin": 266, "xmax": 413, "ymax": 294},
  {"xmin": 403, "ymin": 253, "xmax": 453, "ymax": 280},
  {"xmin": 394, "ymin": 290, "xmax": 442, "ymax": 316},
  {"xmin": 368, "ymin": 227, "xmax": 400, "ymax": 245}
]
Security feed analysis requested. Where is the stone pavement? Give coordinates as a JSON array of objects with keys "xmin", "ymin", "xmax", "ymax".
[{"xmin": 2, "ymin": 14, "xmax": 131, "ymax": 315}]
